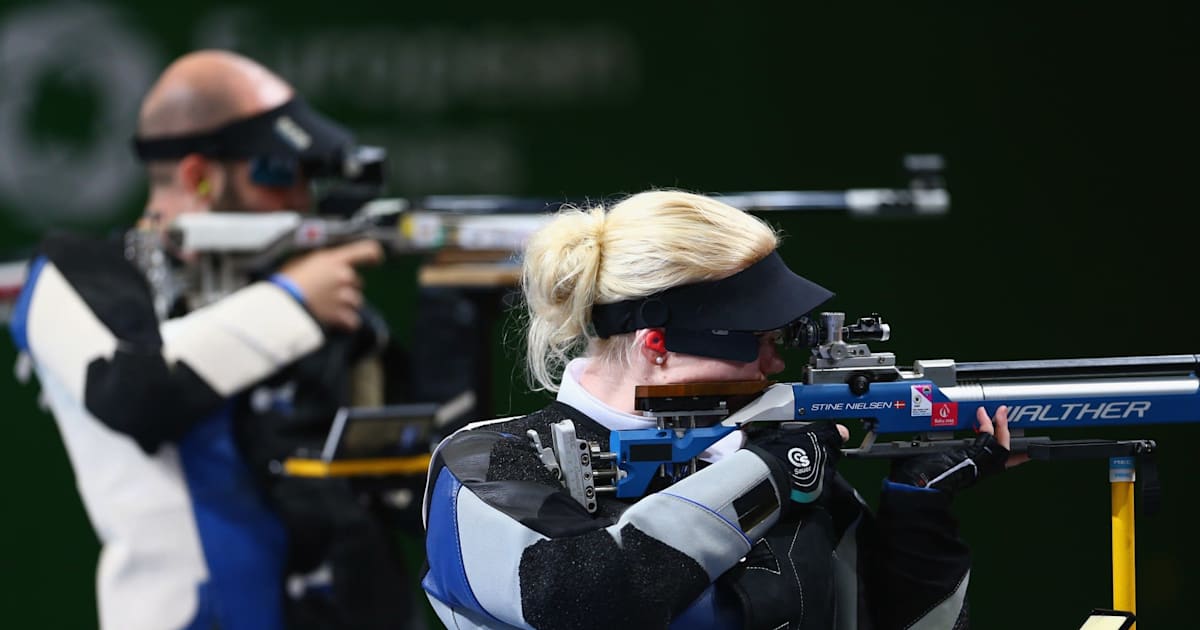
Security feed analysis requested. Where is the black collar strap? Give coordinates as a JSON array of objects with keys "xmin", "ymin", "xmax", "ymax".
[
  {"xmin": 131, "ymin": 97, "xmax": 353, "ymax": 165},
  {"xmin": 590, "ymin": 251, "xmax": 834, "ymax": 362}
]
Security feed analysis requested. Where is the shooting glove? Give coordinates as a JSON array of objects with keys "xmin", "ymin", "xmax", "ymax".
[
  {"xmin": 747, "ymin": 422, "xmax": 843, "ymax": 504},
  {"xmin": 889, "ymin": 431, "xmax": 1009, "ymax": 494}
]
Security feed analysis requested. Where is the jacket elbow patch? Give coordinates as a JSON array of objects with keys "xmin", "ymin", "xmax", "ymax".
[
  {"xmin": 84, "ymin": 351, "xmax": 223, "ymax": 453},
  {"xmin": 519, "ymin": 526, "xmax": 708, "ymax": 629}
]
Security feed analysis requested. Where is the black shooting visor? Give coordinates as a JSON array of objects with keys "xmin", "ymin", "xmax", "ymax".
[
  {"xmin": 131, "ymin": 97, "xmax": 356, "ymax": 180},
  {"xmin": 591, "ymin": 251, "xmax": 835, "ymax": 362}
]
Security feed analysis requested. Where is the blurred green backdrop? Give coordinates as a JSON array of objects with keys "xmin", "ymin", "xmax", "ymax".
[{"xmin": 1, "ymin": 1, "xmax": 1196, "ymax": 628}]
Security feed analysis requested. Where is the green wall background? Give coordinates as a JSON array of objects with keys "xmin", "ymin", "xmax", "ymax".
[{"xmin": 2, "ymin": 1, "xmax": 1196, "ymax": 628}]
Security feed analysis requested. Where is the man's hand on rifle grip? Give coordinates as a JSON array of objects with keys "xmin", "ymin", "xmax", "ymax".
[{"xmin": 278, "ymin": 239, "xmax": 384, "ymax": 331}]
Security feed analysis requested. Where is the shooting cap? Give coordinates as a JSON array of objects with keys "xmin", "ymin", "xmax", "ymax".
[
  {"xmin": 133, "ymin": 97, "xmax": 352, "ymax": 167},
  {"xmin": 132, "ymin": 97, "xmax": 386, "ymax": 213},
  {"xmin": 591, "ymin": 251, "xmax": 834, "ymax": 362}
]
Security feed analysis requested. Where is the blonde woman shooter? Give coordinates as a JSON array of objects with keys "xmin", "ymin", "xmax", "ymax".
[{"xmin": 420, "ymin": 190, "xmax": 1017, "ymax": 630}]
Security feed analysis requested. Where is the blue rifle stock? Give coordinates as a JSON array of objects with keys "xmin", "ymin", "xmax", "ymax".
[{"xmin": 601, "ymin": 312, "xmax": 1189, "ymax": 500}]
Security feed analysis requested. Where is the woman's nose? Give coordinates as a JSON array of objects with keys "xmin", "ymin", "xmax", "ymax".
[{"xmin": 759, "ymin": 338, "xmax": 786, "ymax": 376}]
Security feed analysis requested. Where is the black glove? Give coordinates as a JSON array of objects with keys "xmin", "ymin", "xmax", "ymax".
[
  {"xmin": 889, "ymin": 431, "xmax": 1009, "ymax": 494},
  {"xmin": 748, "ymin": 422, "xmax": 843, "ymax": 504}
]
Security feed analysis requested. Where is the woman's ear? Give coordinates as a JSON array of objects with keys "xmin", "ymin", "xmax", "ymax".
[
  {"xmin": 638, "ymin": 328, "xmax": 667, "ymax": 366},
  {"xmin": 644, "ymin": 329, "xmax": 666, "ymax": 354}
]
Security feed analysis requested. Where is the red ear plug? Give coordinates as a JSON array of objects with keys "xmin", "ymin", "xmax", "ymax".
[{"xmin": 645, "ymin": 331, "xmax": 666, "ymax": 354}]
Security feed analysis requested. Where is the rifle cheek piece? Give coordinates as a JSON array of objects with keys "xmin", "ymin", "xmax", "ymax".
[{"xmin": 590, "ymin": 251, "xmax": 835, "ymax": 362}]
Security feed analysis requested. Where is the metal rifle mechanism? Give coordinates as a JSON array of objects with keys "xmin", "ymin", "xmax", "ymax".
[
  {"xmin": 532, "ymin": 312, "xmax": 1192, "ymax": 511},
  {"xmin": 527, "ymin": 422, "xmax": 619, "ymax": 514},
  {"xmin": 124, "ymin": 199, "xmax": 415, "ymax": 319}
]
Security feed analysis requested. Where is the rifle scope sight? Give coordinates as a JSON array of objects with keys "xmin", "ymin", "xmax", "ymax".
[{"xmin": 783, "ymin": 312, "xmax": 890, "ymax": 349}]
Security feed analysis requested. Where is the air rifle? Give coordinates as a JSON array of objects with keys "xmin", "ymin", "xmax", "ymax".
[
  {"xmin": 531, "ymin": 312, "xmax": 1184, "ymax": 512},
  {"xmin": 125, "ymin": 156, "xmax": 951, "ymax": 318},
  {"xmin": 1, "ymin": 154, "xmax": 949, "ymax": 321}
]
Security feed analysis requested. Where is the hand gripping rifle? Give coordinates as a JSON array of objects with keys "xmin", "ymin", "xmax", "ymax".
[
  {"xmin": 125, "ymin": 199, "xmax": 412, "ymax": 319},
  {"xmin": 533, "ymin": 312, "xmax": 1183, "ymax": 511}
]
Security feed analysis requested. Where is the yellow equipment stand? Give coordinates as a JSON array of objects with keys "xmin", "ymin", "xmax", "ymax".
[
  {"xmin": 1029, "ymin": 440, "xmax": 1154, "ymax": 629},
  {"xmin": 283, "ymin": 453, "xmax": 433, "ymax": 478},
  {"xmin": 1109, "ymin": 456, "xmax": 1137, "ymax": 627}
]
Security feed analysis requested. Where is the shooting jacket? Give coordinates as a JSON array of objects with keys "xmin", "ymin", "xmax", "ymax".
[
  {"xmin": 10, "ymin": 232, "xmax": 320, "ymax": 630},
  {"xmin": 9, "ymin": 231, "xmax": 409, "ymax": 630},
  {"xmin": 422, "ymin": 369, "xmax": 973, "ymax": 629}
]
